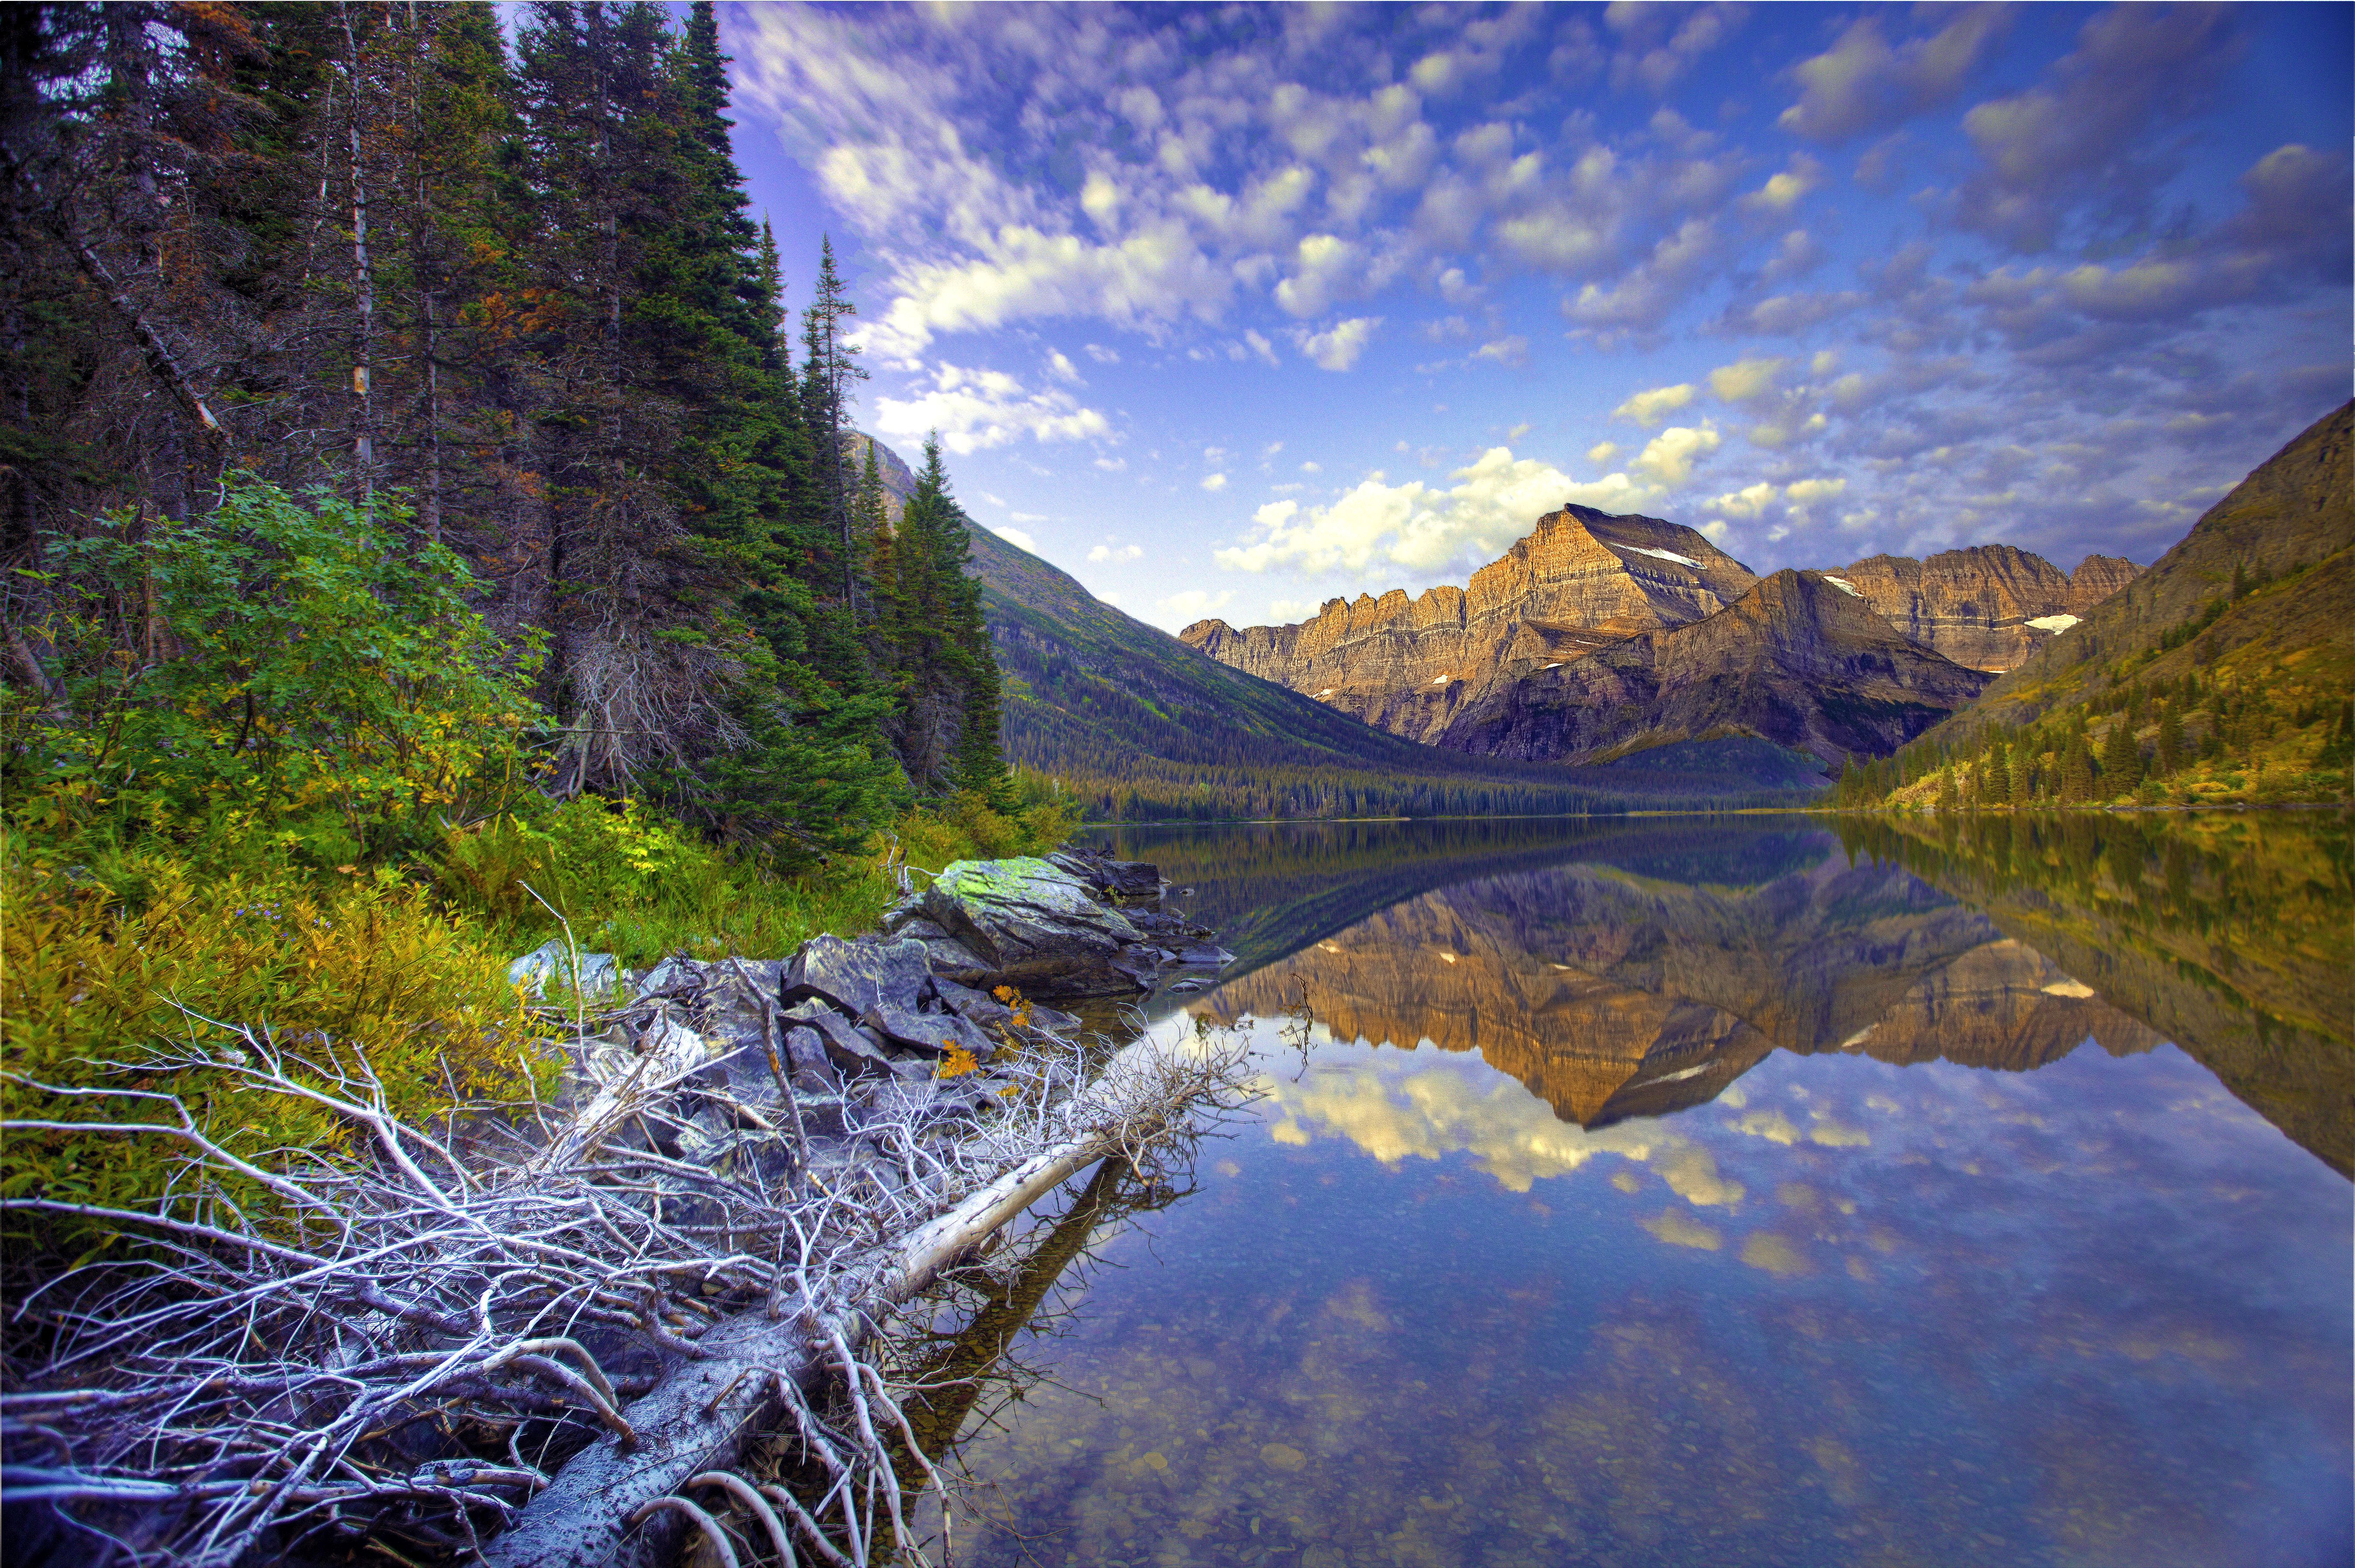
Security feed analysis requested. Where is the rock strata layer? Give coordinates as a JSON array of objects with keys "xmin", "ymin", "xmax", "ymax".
[
  {"xmin": 1435, "ymin": 569, "xmax": 1993, "ymax": 767},
  {"xmin": 1181, "ymin": 504, "xmax": 1757, "ymax": 743},
  {"xmin": 1818, "ymin": 546, "xmax": 2141, "ymax": 671}
]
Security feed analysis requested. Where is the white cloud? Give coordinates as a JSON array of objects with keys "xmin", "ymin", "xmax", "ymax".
[
  {"xmin": 1710, "ymin": 481, "xmax": 1778, "ymax": 519},
  {"xmin": 1265, "ymin": 597, "xmax": 1320, "ymax": 623},
  {"xmin": 1611, "ymin": 383, "xmax": 1696, "ymax": 427},
  {"xmin": 1631, "ymin": 421, "xmax": 1721, "ymax": 487},
  {"xmin": 1087, "ymin": 542, "xmax": 1143, "ymax": 562},
  {"xmin": 1083, "ymin": 342, "xmax": 1120, "ymax": 364},
  {"xmin": 1009, "ymin": 510, "xmax": 1048, "ymax": 523},
  {"xmin": 1300, "ymin": 460, "xmax": 1323, "ymax": 474},
  {"xmin": 1587, "ymin": 441, "xmax": 1621, "ymax": 467},
  {"xmin": 1473, "ymin": 335, "xmax": 1530, "ymax": 366},
  {"xmin": 1200, "ymin": 472, "xmax": 1229, "ymax": 492},
  {"xmin": 1216, "ymin": 445, "xmax": 1659, "ymax": 577},
  {"xmin": 1262, "ymin": 440, "xmax": 1285, "ymax": 459},
  {"xmin": 1157, "ymin": 587, "xmax": 1235, "ymax": 629},
  {"xmin": 1296, "ymin": 316, "xmax": 1383, "ymax": 371},
  {"xmin": 873, "ymin": 362, "xmax": 1111, "ymax": 455},
  {"xmin": 1778, "ymin": 10, "xmax": 2014, "ymax": 143},
  {"xmin": 1785, "ymin": 477, "xmax": 1847, "ymax": 504},
  {"xmin": 1506, "ymin": 422, "xmax": 1532, "ymax": 441},
  {"xmin": 990, "ymin": 524, "xmax": 1038, "ymax": 552},
  {"xmin": 1093, "ymin": 456, "xmax": 1127, "ymax": 472},
  {"xmin": 1739, "ymin": 155, "xmax": 1823, "ymax": 214},
  {"xmin": 1708, "ymin": 356, "xmax": 1787, "ymax": 403},
  {"xmin": 1045, "ymin": 349, "xmax": 1081, "ymax": 383}
]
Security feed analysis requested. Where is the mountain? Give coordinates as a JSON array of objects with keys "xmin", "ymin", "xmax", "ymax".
[
  {"xmin": 1865, "ymin": 400, "xmax": 2353, "ymax": 807},
  {"xmin": 961, "ymin": 519, "xmax": 1819, "ymax": 817},
  {"xmin": 1180, "ymin": 505, "xmax": 1757, "ymax": 744},
  {"xmin": 833, "ymin": 433, "xmax": 1823, "ymax": 815},
  {"xmin": 1820, "ymin": 546, "xmax": 2140, "ymax": 672},
  {"xmin": 1433, "ymin": 568, "xmax": 1993, "ymax": 767}
]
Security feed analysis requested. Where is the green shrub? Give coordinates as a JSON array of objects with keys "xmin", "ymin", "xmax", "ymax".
[{"xmin": 5, "ymin": 478, "xmax": 544, "ymax": 864}]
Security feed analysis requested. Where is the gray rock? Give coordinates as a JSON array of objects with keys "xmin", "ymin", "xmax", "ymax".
[
  {"xmin": 915, "ymin": 934, "xmax": 994, "ymax": 988},
  {"xmin": 1174, "ymin": 943, "xmax": 1236, "ymax": 968},
  {"xmin": 920, "ymin": 857, "xmax": 1147, "ymax": 998},
  {"xmin": 861, "ymin": 1002, "xmax": 997, "ymax": 1060},
  {"xmin": 782, "ymin": 1025, "xmax": 829, "ymax": 1079},
  {"xmin": 928, "ymin": 976, "xmax": 1016, "ymax": 1028},
  {"xmin": 506, "ymin": 940, "xmax": 622, "ymax": 999},
  {"xmin": 1047, "ymin": 850, "xmax": 1165, "ymax": 902},
  {"xmin": 783, "ymin": 935, "xmax": 931, "ymax": 1016},
  {"xmin": 783, "ymin": 1000, "xmax": 901, "ymax": 1077}
]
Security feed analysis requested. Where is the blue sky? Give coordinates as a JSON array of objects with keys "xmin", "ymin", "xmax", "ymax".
[{"xmin": 721, "ymin": 3, "xmax": 2351, "ymax": 633}]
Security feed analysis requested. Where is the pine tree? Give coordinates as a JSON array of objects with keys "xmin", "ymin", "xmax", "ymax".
[
  {"xmin": 2061, "ymin": 732, "xmax": 2095, "ymax": 803},
  {"xmin": 2157, "ymin": 702, "xmax": 2183, "ymax": 776},
  {"xmin": 2100, "ymin": 718, "xmax": 2141, "ymax": 796}
]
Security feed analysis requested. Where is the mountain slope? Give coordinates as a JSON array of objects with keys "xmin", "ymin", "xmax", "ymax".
[
  {"xmin": 1910, "ymin": 400, "xmax": 2353, "ymax": 771},
  {"xmin": 1180, "ymin": 505, "xmax": 1758, "ymax": 743},
  {"xmin": 1435, "ymin": 568, "xmax": 1993, "ymax": 767}
]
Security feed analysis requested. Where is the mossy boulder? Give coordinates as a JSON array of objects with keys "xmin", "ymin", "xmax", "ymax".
[{"xmin": 919, "ymin": 856, "xmax": 1147, "ymax": 997}]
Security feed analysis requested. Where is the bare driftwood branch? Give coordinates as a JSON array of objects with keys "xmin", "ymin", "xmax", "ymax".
[{"xmin": 1, "ymin": 978, "xmax": 1253, "ymax": 1568}]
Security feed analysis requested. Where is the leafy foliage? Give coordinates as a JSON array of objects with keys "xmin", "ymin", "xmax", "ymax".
[{"xmin": 8, "ymin": 481, "xmax": 543, "ymax": 862}]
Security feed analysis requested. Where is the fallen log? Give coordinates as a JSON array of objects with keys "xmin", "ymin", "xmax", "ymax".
[{"xmin": 482, "ymin": 1027, "xmax": 1247, "ymax": 1568}]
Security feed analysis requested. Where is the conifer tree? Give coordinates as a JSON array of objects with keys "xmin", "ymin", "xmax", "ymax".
[{"xmin": 2101, "ymin": 717, "xmax": 2142, "ymax": 795}]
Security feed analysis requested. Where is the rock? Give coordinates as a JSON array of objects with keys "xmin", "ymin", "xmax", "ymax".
[
  {"xmin": 782, "ymin": 1025, "xmax": 831, "ymax": 1083},
  {"xmin": 1047, "ymin": 849, "xmax": 1164, "ymax": 902},
  {"xmin": 913, "ymin": 934, "xmax": 994, "ymax": 989},
  {"xmin": 506, "ymin": 940, "xmax": 624, "ymax": 999},
  {"xmin": 783, "ymin": 935, "xmax": 931, "ymax": 1016},
  {"xmin": 1174, "ymin": 943, "xmax": 1236, "ymax": 968},
  {"xmin": 631, "ymin": 955, "xmax": 703, "ymax": 1000},
  {"xmin": 860, "ymin": 1002, "xmax": 997, "ymax": 1061},
  {"xmin": 1180, "ymin": 505, "xmax": 1758, "ymax": 743},
  {"xmin": 784, "ymin": 1000, "xmax": 904, "ymax": 1077},
  {"xmin": 1435, "ymin": 569, "xmax": 1993, "ymax": 768},
  {"xmin": 928, "ymin": 977, "xmax": 1017, "ymax": 1028},
  {"xmin": 1816, "ymin": 546, "xmax": 2144, "ymax": 673},
  {"xmin": 919, "ymin": 857, "xmax": 1147, "ymax": 997}
]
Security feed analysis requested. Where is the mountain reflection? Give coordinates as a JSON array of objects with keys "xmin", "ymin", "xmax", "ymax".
[
  {"xmin": 1201, "ymin": 851, "xmax": 2158, "ymax": 1132},
  {"xmin": 1108, "ymin": 812, "xmax": 2351, "ymax": 1175}
]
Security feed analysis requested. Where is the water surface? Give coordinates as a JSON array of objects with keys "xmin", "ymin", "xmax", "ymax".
[{"xmin": 911, "ymin": 813, "xmax": 2352, "ymax": 1568}]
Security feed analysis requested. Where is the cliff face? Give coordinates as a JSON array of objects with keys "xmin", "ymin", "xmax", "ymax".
[
  {"xmin": 1820, "ymin": 546, "xmax": 2143, "ymax": 672},
  {"xmin": 1434, "ymin": 569, "xmax": 1993, "ymax": 767},
  {"xmin": 1180, "ymin": 505, "xmax": 1757, "ymax": 744}
]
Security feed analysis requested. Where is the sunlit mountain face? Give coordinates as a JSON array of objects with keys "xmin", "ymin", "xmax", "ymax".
[
  {"xmin": 726, "ymin": 4, "xmax": 2351, "ymax": 633},
  {"xmin": 904, "ymin": 815, "xmax": 2351, "ymax": 1568}
]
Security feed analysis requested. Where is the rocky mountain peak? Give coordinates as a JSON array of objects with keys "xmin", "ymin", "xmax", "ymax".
[{"xmin": 1178, "ymin": 502, "xmax": 1761, "ymax": 743}]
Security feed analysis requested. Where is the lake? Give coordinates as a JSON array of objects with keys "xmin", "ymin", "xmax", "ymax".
[{"xmin": 894, "ymin": 812, "xmax": 2352, "ymax": 1568}]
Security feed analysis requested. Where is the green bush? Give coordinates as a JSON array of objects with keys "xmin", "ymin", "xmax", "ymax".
[{"xmin": 6, "ymin": 478, "xmax": 544, "ymax": 863}]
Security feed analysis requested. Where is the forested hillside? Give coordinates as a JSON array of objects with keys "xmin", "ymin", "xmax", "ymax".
[
  {"xmin": 1, "ymin": 1, "xmax": 1006, "ymax": 857},
  {"xmin": 1831, "ymin": 402, "xmax": 2353, "ymax": 811}
]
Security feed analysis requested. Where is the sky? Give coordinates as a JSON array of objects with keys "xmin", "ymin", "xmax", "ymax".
[{"xmin": 721, "ymin": 2, "xmax": 2352, "ymax": 634}]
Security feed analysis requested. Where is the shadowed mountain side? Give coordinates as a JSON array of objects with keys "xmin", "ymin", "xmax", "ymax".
[
  {"xmin": 964, "ymin": 522, "xmax": 1819, "ymax": 818},
  {"xmin": 1180, "ymin": 505, "xmax": 1758, "ymax": 743},
  {"xmin": 1435, "ymin": 569, "xmax": 1993, "ymax": 767},
  {"xmin": 1198, "ymin": 849, "xmax": 2157, "ymax": 1131},
  {"xmin": 1822, "ymin": 546, "xmax": 2141, "ymax": 672},
  {"xmin": 1921, "ymin": 400, "xmax": 2353, "ymax": 752},
  {"xmin": 1840, "ymin": 812, "xmax": 2355, "ymax": 1176}
]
